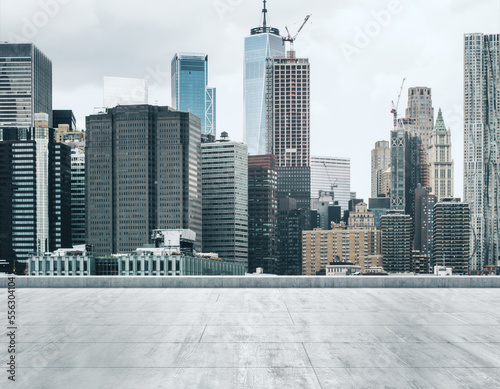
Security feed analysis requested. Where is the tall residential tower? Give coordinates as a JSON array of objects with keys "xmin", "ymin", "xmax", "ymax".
[{"xmin": 464, "ymin": 33, "xmax": 500, "ymax": 270}]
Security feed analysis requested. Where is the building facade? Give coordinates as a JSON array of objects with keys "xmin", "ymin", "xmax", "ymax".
[
  {"xmin": 278, "ymin": 197, "xmax": 306, "ymax": 275},
  {"xmin": 368, "ymin": 197, "xmax": 391, "ymax": 230},
  {"xmin": 248, "ymin": 155, "xmax": 278, "ymax": 274},
  {"xmin": 201, "ymin": 135, "xmax": 248, "ymax": 267},
  {"xmin": 432, "ymin": 198, "xmax": 470, "ymax": 274},
  {"xmin": 347, "ymin": 202, "xmax": 376, "ymax": 230},
  {"xmin": 71, "ymin": 146, "xmax": 86, "ymax": 245},
  {"xmin": 311, "ymin": 156, "xmax": 351, "ymax": 214},
  {"xmin": 302, "ymin": 227, "xmax": 382, "ymax": 275},
  {"xmin": 243, "ymin": 1, "xmax": 285, "ymax": 155},
  {"xmin": 85, "ymin": 105, "xmax": 202, "ymax": 255},
  {"xmin": 413, "ymin": 185, "xmax": 436, "ymax": 263},
  {"xmin": 463, "ymin": 33, "xmax": 500, "ymax": 270},
  {"xmin": 371, "ymin": 140, "xmax": 391, "ymax": 198},
  {"xmin": 0, "ymin": 43, "xmax": 52, "ymax": 129},
  {"xmin": 380, "ymin": 210, "xmax": 413, "ymax": 273},
  {"xmin": 428, "ymin": 108, "xmax": 453, "ymax": 200},
  {"xmin": 171, "ymin": 53, "xmax": 215, "ymax": 136}
]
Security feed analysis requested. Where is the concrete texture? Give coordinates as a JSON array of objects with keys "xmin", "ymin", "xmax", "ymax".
[
  {"xmin": 1, "ymin": 275, "xmax": 500, "ymax": 288},
  {"xmin": 1, "ymin": 288, "xmax": 500, "ymax": 388}
]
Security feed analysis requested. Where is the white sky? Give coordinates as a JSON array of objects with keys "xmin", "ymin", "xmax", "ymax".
[{"xmin": 1, "ymin": 0, "xmax": 499, "ymax": 201}]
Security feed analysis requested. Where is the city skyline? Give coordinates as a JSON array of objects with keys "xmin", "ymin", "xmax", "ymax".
[{"xmin": 1, "ymin": 1, "xmax": 498, "ymax": 201}]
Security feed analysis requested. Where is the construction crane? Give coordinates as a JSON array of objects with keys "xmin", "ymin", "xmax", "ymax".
[
  {"xmin": 282, "ymin": 14, "xmax": 311, "ymax": 54},
  {"xmin": 318, "ymin": 161, "xmax": 338, "ymax": 198},
  {"xmin": 390, "ymin": 78, "xmax": 406, "ymax": 130}
]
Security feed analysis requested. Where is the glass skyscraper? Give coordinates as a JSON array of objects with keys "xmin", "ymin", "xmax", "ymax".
[
  {"xmin": 244, "ymin": 2, "xmax": 285, "ymax": 155},
  {"xmin": 171, "ymin": 53, "xmax": 216, "ymax": 136},
  {"xmin": 0, "ymin": 43, "xmax": 52, "ymax": 130}
]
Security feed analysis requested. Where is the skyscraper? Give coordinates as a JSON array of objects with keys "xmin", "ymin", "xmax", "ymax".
[
  {"xmin": 311, "ymin": 156, "xmax": 351, "ymax": 214},
  {"xmin": 405, "ymin": 86, "xmax": 434, "ymax": 150},
  {"xmin": 463, "ymin": 33, "xmax": 499, "ymax": 270},
  {"xmin": 171, "ymin": 53, "xmax": 216, "ymax": 136},
  {"xmin": 267, "ymin": 50, "xmax": 311, "ymax": 211},
  {"xmin": 244, "ymin": 1, "xmax": 285, "ymax": 155},
  {"xmin": 428, "ymin": 108, "xmax": 454, "ymax": 200},
  {"xmin": 201, "ymin": 134, "xmax": 248, "ymax": 266},
  {"xmin": 371, "ymin": 141, "xmax": 391, "ymax": 198},
  {"xmin": 0, "ymin": 43, "xmax": 52, "ymax": 129},
  {"xmin": 103, "ymin": 76, "xmax": 148, "ymax": 108},
  {"xmin": 390, "ymin": 121, "xmax": 425, "ymax": 219},
  {"xmin": 85, "ymin": 105, "xmax": 202, "ymax": 255},
  {"xmin": 248, "ymin": 155, "xmax": 278, "ymax": 274}
]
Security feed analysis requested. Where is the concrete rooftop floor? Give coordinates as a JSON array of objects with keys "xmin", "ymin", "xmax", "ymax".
[{"xmin": 2, "ymin": 288, "xmax": 500, "ymax": 388}]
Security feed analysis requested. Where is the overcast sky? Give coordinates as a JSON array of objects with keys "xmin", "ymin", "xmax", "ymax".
[{"xmin": 1, "ymin": 0, "xmax": 499, "ymax": 201}]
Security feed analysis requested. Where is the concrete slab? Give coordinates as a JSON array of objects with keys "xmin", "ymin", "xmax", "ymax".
[{"xmin": 1, "ymin": 288, "xmax": 500, "ymax": 388}]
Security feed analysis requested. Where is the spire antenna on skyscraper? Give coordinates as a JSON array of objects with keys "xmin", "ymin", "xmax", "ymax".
[{"xmin": 262, "ymin": 0, "xmax": 267, "ymax": 29}]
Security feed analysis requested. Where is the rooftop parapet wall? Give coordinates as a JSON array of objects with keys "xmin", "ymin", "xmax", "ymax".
[{"xmin": 1, "ymin": 276, "xmax": 499, "ymax": 288}]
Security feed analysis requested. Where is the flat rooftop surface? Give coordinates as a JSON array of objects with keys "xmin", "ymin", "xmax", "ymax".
[{"xmin": 2, "ymin": 288, "xmax": 500, "ymax": 388}]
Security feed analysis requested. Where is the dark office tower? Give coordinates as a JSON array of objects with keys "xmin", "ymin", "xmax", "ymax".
[
  {"xmin": 277, "ymin": 197, "xmax": 306, "ymax": 275},
  {"xmin": 413, "ymin": 185, "xmax": 436, "ymax": 260},
  {"xmin": 70, "ymin": 147, "xmax": 85, "ymax": 245},
  {"xmin": 464, "ymin": 33, "xmax": 500, "ymax": 271},
  {"xmin": 0, "ymin": 43, "xmax": 52, "ymax": 129},
  {"xmin": 380, "ymin": 210, "xmax": 413, "ymax": 273},
  {"xmin": 433, "ymin": 198, "xmax": 470, "ymax": 274},
  {"xmin": 85, "ymin": 105, "xmax": 202, "ymax": 256},
  {"xmin": 248, "ymin": 155, "xmax": 278, "ymax": 274},
  {"xmin": 0, "ymin": 116, "xmax": 71, "ymax": 270},
  {"xmin": 390, "ymin": 125, "xmax": 422, "ymax": 218},
  {"xmin": 201, "ymin": 135, "xmax": 248, "ymax": 266},
  {"xmin": 50, "ymin": 141, "xmax": 72, "ymax": 251},
  {"xmin": 0, "ymin": 137, "xmax": 35, "ymax": 272},
  {"xmin": 405, "ymin": 87, "xmax": 434, "ymax": 150},
  {"xmin": 53, "ymin": 110, "xmax": 76, "ymax": 132}
]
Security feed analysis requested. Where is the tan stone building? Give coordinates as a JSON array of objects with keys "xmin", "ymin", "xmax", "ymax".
[
  {"xmin": 302, "ymin": 227, "xmax": 382, "ymax": 275},
  {"xmin": 347, "ymin": 202, "xmax": 376, "ymax": 230}
]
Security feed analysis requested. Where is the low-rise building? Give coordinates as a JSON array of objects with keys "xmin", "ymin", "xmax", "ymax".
[{"xmin": 325, "ymin": 261, "xmax": 361, "ymax": 276}]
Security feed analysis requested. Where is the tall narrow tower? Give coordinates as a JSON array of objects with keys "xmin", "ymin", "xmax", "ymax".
[
  {"xmin": 464, "ymin": 33, "xmax": 500, "ymax": 270},
  {"xmin": 428, "ymin": 108, "xmax": 454, "ymax": 200},
  {"xmin": 243, "ymin": 0, "xmax": 285, "ymax": 155}
]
